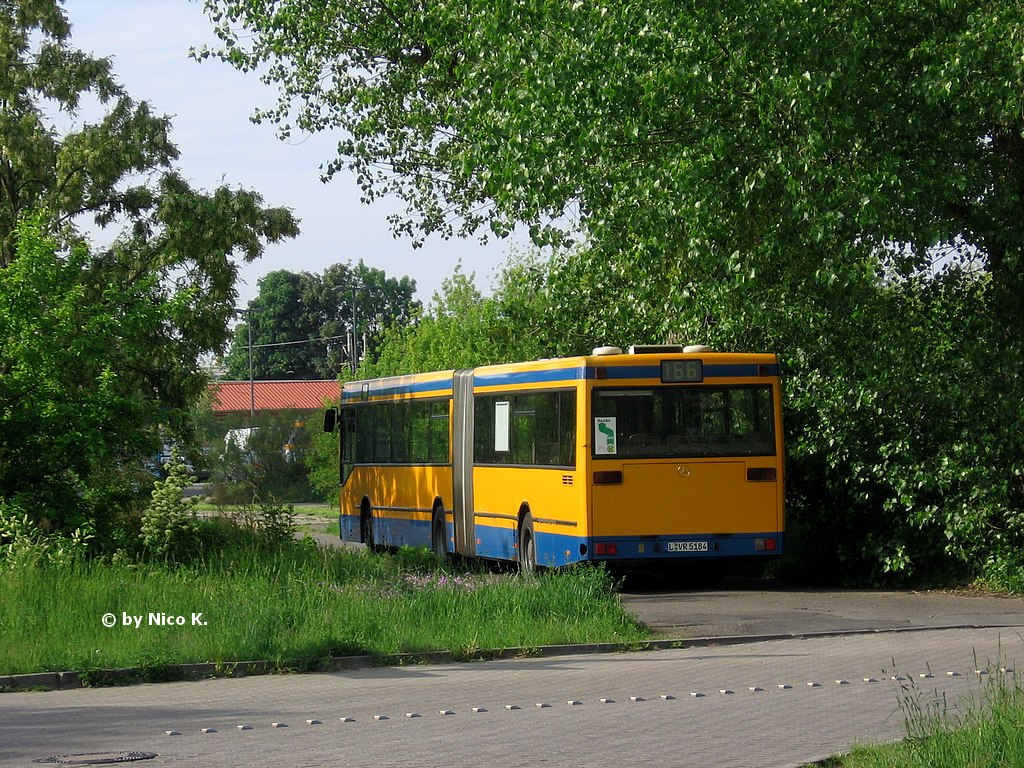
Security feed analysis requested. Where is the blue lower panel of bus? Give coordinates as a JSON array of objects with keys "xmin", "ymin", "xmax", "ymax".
[
  {"xmin": 339, "ymin": 511, "xmax": 432, "ymax": 549},
  {"xmin": 339, "ymin": 512, "xmax": 358, "ymax": 542},
  {"xmin": 471, "ymin": 523, "xmax": 518, "ymax": 561},
  {"xmin": 340, "ymin": 511, "xmax": 782, "ymax": 565}
]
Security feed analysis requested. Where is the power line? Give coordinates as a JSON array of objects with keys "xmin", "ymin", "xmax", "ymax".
[{"xmin": 248, "ymin": 334, "xmax": 350, "ymax": 350}]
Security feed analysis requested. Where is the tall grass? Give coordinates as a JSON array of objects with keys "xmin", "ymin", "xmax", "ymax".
[
  {"xmin": 813, "ymin": 665, "xmax": 1024, "ymax": 767},
  {"xmin": 0, "ymin": 540, "xmax": 649, "ymax": 676}
]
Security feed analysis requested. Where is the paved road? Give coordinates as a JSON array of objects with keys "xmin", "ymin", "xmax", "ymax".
[
  {"xmin": 620, "ymin": 582, "xmax": 1024, "ymax": 638},
  {"xmin": 4, "ymin": 626, "xmax": 1023, "ymax": 768}
]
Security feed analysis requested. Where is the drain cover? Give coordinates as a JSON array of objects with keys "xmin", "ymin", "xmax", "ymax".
[{"xmin": 33, "ymin": 753, "xmax": 157, "ymax": 765}]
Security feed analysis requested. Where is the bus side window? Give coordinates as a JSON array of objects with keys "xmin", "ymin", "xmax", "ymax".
[
  {"xmin": 428, "ymin": 401, "xmax": 450, "ymax": 464},
  {"xmin": 511, "ymin": 396, "xmax": 537, "ymax": 465},
  {"xmin": 559, "ymin": 391, "xmax": 576, "ymax": 467},
  {"xmin": 473, "ymin": 396, "xmax": 507, "ymax": 464},
  {"xmin": 391, "ymin": 402, "xmax": 411, "ymax": 463},
  {"xmin": 341, "ymin": 409, "xmax": 357, "ymax": 484},
  {"xmin": 353, "ymin": 406, "xmax": 369, "ymax": 463},
  {"xmin": 410, "ymin": 401, "xmax": 428, "ymax": 463}
]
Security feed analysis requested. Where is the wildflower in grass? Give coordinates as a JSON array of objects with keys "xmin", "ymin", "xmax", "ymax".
[
  {"xmin": 315, "ymin": 580, "xmax": 345, "ymax": 595},
  {"xmin": 402, "ymin": 572, "xmax": 505, "ymax": 591}
]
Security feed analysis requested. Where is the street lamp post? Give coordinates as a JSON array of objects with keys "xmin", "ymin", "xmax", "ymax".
[
  {"xmin": 247, "ymin": 316, "xmax": 255, "ymax": 423},
  {"xmin": 331, "ymin": 282, "xmax": 363, "ymax": 375},
  {"xmin": 235, "ymin": 308, "xmax": 260, "ymax": 426},
  {"xmin": 350, "ymin": 284, "xmax": 358, "ymax": 374}
]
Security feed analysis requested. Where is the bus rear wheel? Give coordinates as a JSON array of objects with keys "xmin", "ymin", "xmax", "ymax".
[
  {"xmin": 518, "ymin": 514, "xmax": 537, "ymax": 575},
  {"xmin": 360, "ymin": 502, "xmax": 376, "ymax": 552},
  {"xmin": 431, "ymin": 507, "xmax": 447, "ymax": 563}
]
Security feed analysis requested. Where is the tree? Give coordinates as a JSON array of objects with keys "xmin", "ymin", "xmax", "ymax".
[
  {"xmin": 201, "ymin": 1, "xmax": 1024, "ymax": 334},
  {"xmin": 225, "ymin": 261, "xmax": 419, "ymax": 380},
  {"xmin": 3, "ymin": 1, "xmax": 169, "ymax": 261},
  {"xmin": 229, "ymin": 270, "xmax": 311, "ymax": 378},
  {"xmin": 364, "ymin": 266, "xmax": 496, "ymax": 376},
  {"xmin": 0, "ymin": 1, "xmax": 299, "ymax": 536},
  {"xmin": 0, "ymin": 219, "xmax": 163, "ymax": 530},
  {"xmin": 1, "ymin": 0, "xmax": 298, "ymax": 315}
]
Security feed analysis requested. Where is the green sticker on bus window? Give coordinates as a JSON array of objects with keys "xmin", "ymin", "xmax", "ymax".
[{"xmin": 595, "ymin": 418, "xmax": 617, "ymax": 455}]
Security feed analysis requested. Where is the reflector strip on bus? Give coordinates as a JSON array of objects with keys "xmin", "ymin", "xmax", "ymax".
[
  {"xmin": 473, "ymin": 363, "xmax": 780, "ymax": 389},
  {"xmin": 474, "ymin": 368, "xmax": 585, "ymax": 387},
  {"xmin": 341, "ymin": 377, "xmax": 454, "ymax": 400},
  {"xmin": 587, "ymin": 364, "xmax": 780, "ymax": 380}
]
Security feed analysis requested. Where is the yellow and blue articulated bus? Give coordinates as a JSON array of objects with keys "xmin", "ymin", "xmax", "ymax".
[{"xmin": 327, "ymin": 345, "xmax": 784, "ymax": 572}]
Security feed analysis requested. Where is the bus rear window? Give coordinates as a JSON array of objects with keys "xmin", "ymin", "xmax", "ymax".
[{"xmin": 592, "ymin": 385, "xmax": 775, "ymax": 458}]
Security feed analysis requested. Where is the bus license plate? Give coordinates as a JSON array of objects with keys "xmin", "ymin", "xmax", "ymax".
[{"xmin": 667, "ymin": 541, "xmax": 709, "ymax": 553}]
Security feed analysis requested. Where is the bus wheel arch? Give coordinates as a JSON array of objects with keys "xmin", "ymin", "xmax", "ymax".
[
  {"xmin": 518, "ymin": 505, "xmax": 538, "ymax": 575},
  {"xmin": 431, "ymin": 500, "xmax": 448, "ymax": 562}
]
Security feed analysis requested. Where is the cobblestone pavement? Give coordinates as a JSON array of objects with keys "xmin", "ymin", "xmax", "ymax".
[{"xmin": 4, "ymin": 626, "xmax": 1023, "ymax": 768}]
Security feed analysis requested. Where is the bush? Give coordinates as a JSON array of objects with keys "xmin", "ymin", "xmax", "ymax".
[
  {"xmin": 233, "ymin": 500, "xmax": 297, "ymax": 548},
  {"xmin": 140, "ymin": 451, "xmax": 200, "ymax": 561},
  {"xmin": 306, "ymin": 406, "xmax": 340, "ymax": 505},
  {"xmin": 0, "ymin": 501, "xmax": 93, "ymax": 570}
]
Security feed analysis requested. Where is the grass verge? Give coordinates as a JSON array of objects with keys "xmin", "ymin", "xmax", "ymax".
[
  {"xmin": 807, "ymin": 665, "xmax": 1024, "ymax": 767},
  {"xmin": 0, "ymin": 540, "xmax": 649, "ymax": 679}
]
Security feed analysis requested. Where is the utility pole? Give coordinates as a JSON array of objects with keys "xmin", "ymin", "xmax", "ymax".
[
  {"xmin": 235, "ymin": 308, "xmax": 260, "ymax": 425},
  {"xmin": 247, "ymin": 316, "xmax": 255, "ymax": 423},
  {"xmin": 351, "ymin": 283, "xmax": 358, "ymax": 375},
  {"xmin": 336, "ymin": 282, "xmax": 361, "ymax": 375}
]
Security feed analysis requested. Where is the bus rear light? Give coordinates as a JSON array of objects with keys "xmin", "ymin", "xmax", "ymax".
[
  {"xmin": 746, "ymin": 467, "xmax": 777, "ymax": 482},
  {"xmin": 595, "ymin": 542, "xmax": 618, "ymax": 556},
  {"xmin": 593, "ymin": 470, "xmax": 623, "ymax": 485},
  {"xmin": 754, "ymin": 538, "xmax": 777, "ymax": 552}
]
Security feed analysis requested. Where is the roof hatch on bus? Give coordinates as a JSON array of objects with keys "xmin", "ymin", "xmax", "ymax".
[{"xmin": 628, "ymin": 344, "xmax": 684, "ymax": 354}]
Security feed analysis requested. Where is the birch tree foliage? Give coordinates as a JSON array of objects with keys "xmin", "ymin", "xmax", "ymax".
[{"xmin": 201, "ymin": 0, "xmax": 1023, "ymax": 327}]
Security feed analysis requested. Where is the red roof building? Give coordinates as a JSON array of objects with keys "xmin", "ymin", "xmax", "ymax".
[{"xmin": 208, "ymin": 380, "xmax": 339, "ymax": 417}]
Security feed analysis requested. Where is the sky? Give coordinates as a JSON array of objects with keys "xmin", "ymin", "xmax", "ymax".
[{"xmin": 63, "ymin": 0, "xmax": 516, "ymax": 306}]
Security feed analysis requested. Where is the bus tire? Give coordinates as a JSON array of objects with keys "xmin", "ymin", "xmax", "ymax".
[
  {"xmin": 518, "ymin": 514, "xmax": 538, "ymax": 575},
  {"xmin": 431, "ymin": 505, "xmax": 448, "ymax": 563},
  {"xmin": 360, "ymin": 501, "xmax": 376, "ymax": 552}
]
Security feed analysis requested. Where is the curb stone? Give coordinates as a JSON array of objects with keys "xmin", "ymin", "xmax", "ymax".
[{"xmin": 0, "ymin": 623, "xmax": 994, "ymax": 692}]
